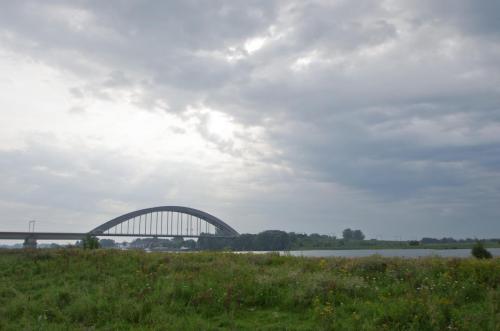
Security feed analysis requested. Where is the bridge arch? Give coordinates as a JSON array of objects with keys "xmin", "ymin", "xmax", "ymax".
[{"xmin": 90, "ymin": 206, "xmax": 238, "ymax": 237}]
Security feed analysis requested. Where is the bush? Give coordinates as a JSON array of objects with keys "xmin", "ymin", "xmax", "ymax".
[
  {"xmin": 82, "ymin": 235, "xmax": 100, "ymax": 250},
  {"xmin": 471, "ymin": 241, "xmax": 492, "ymax": 259}
]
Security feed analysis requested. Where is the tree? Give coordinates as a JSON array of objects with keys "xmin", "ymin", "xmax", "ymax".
[
  {"xmin": 342, "ymin": 228, "xmax": 353, "ymax": 240},
  {"xmin": 99, "ymin": 239, "xmax": 116, "ymax": 248},
  {"xmin": 471, "ymin": 241, "xmax": 492, "ymax": 259},
  {"xmin": 255, "ymin": 230, "xmax": 290, "ymax": 251},
  {"xmin": 82, "ymin": 234, "xmax": 100, "ymax": 249},
  {"xmin": 343, "ymin": 228, "xmax": 365, "ymax": 240},
  {"xmin": 352, "ymin": 230, "xmax": 365, "ymax": 240}
]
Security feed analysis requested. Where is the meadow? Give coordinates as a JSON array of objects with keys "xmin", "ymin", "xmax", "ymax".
[{"xmin": 0, "ymin": 249, "xmax": 498, "ymax": 330}]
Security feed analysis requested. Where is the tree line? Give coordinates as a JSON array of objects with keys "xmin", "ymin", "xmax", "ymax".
[
  {"xmin": 197, "ymin": 229, "xmax": 367, "ymax": 251},
  {"xmin": 79, "ymin": 229, "xmax": 499, "ymax": 252}
]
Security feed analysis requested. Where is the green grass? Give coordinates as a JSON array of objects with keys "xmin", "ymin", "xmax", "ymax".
[{"xmin": 0, "ymin": 249, "xmax": 499, "ymax": 330}]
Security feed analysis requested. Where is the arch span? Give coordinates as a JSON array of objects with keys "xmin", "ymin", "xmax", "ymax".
[{"xmin": 90, "ymin": 206, "xmax": 239, "ymax": 237}]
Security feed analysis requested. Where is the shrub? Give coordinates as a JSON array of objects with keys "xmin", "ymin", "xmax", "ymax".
[
  {"xmin": 471, "ymin": 241, "xmax": 492, "ymax": 259},
  {"xmin": 82, "ymin": 235, "xmax": 100, "ymax": 250}
]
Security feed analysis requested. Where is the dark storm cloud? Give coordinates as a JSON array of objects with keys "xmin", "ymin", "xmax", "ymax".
[{"xmin": 1, "ymin": 0, "xmax": 499, "ymax": 237}]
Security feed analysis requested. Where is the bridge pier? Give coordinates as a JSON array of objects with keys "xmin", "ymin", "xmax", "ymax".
[{"xmin": 23, "ymin": 237, "xmax": 37, "ymax": 249}]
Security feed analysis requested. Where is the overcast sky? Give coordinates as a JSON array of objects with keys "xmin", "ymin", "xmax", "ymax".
[{"xmin": 1, "ymin": 0, "xmax": 499, "ymax": 239}]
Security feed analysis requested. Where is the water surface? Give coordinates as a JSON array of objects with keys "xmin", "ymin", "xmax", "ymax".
[{"xmin": 282, "ymin": 248, "xmax": 500, "ymax": 258}]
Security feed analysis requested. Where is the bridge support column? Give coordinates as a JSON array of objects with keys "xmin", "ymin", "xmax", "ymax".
[{"xmin": 23, "ymin": 237, "xmax": 37, "ymax": 249}]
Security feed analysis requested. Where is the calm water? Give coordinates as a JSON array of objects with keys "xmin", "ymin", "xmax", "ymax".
[{"xmin": 244, "ymin": 248, "xmax": 500, "ymax": 258}]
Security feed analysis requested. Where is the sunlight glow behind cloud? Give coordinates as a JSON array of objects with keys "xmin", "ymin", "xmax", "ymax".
[{"xmin": 0, "ymin": 0, "xmax": 499, "ymax": 239}]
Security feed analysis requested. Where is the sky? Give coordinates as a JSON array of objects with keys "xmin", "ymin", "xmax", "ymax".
[{"xmin": 1, "ymin": 0, "xmax": 499, "ymax": 240}]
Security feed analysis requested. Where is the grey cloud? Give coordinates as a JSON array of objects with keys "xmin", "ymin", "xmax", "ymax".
[
  {"xmin": 0, "ymin": 137, "xmax": 304, "ymax": 235},
  {"xmin": 402, "ymin": 0, "xmax": 500, "ymax": 39},
  {"xmin": 1, "ymin": 1, "xmax": 499, "ymax": 237},
  {"xmin": 267, "ymin": 107, "xmax": 500, "ymax": 197},
  {"xmin": 287, "ymin": 0, "xmax": 397, "ymax": 51}
]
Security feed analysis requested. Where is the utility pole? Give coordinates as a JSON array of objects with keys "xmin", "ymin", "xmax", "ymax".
[
  {"xmin": 24, "ymin": 220, "xmax": 37, "ymax": 249},
  {"xmin": 28, "ymin": 220, "xmax": 36, "ymax": 232}
]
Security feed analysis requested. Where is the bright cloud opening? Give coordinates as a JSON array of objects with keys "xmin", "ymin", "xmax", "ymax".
[
  {"xmin": 206, "ymin": 111, "xmax": 235, "ymax": 140},
  {"xmin": 244, "ymin": 37, "xmax": 267, "ymax": 54}
]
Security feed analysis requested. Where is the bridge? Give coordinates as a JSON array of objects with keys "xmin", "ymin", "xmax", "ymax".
[{"xmin": 0, "ymin": 206, "xmax": 239, "ymax": 247}]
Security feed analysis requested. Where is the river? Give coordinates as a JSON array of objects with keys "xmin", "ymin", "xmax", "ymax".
[{"xmin": 240, "ymin": 248, "xmax": 500, "ymax": 258}]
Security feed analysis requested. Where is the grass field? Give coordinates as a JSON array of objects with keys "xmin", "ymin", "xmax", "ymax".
[{"xmin": 0, "ymin": 249, "xmax": 499, "ymax": 330}]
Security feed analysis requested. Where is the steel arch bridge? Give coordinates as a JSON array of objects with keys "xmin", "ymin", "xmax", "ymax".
[
  {"xmin": 0, "ymin": 206, "xmax": 239, "ymax": 243},
  {"xmin": 90, "ymin": 206, "xmax": 239, "ymax": 238}
]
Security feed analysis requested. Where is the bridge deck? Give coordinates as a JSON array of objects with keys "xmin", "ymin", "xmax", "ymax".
[{"xmin": 0, "ymin": 232, "xmax": 235, "ymax": 240}]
